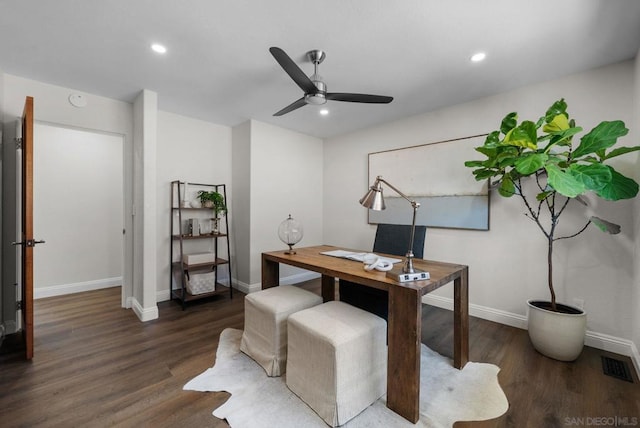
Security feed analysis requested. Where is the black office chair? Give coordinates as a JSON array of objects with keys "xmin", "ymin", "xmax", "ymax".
[{"xmin": 339, "ymin": 224, "xmax": 427, "ymax": 321}]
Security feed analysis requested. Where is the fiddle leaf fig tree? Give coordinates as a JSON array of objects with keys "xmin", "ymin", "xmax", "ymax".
[{"xmin": 465, "ymin": 99, "xmax": 640, "ymax": 311}]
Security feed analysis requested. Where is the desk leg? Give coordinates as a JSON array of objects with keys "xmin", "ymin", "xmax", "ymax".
[
  {"xmin": 261, "ymin": 257, "xmax": 279, "ymax": 289},
  {"xmin": 387, "ymin": 285, "xmax": 421, "ymax": 423},
  {"xmin": 454, "ymin": 266, "xmax": 469, "ymax": 369},
  {"xmin": 321, "ymin": 275, "xmax": 336, "ymax": 302}
]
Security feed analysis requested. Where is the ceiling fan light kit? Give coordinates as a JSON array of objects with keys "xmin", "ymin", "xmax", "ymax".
[{"xmin": 269, "ymin": 47, "xmax": 393, "ymax": 116}]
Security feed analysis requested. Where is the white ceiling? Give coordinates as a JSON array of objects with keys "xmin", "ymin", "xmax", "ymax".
[{"xmin": 2, "ymin": 0, "xmax": 640, "ymax": 139}]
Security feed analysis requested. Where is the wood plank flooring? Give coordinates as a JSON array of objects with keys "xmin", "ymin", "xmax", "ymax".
[{"xmin": 1, "ymin": 281, "xmax": 638, "ymax": 427}]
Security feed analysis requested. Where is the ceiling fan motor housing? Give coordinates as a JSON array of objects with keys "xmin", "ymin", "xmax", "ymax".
[
  {"xmin": 306, "ymin": 78, "xmax": 327, "ymax": 105},
  {"xmin": 305, "ymin": 50, "xmax": 328, "ymax": 105}
]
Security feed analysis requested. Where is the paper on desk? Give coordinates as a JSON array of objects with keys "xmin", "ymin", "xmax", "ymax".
[{"xmin": 320, "ymin": 249, "xmax": 403, "ymax": 264}]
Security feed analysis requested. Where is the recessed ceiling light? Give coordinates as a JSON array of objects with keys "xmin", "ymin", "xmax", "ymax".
[
  {"xmin": 151, "ymin": 43, "xmax": 167, "ymax": 54},
  {"xmin": 470, "ymin": 52, "xmax": 486, "ymax": 62},
  {"xmin": 320, "ymin": 109, "xmax": 329, "ymax": 116}
]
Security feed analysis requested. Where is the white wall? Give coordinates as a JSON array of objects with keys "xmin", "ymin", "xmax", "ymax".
[
  {"xmin": 247, "ymin": 120, "xmax": 323, "ymax": 288},
  {"xmin": 231, "ymin": 121, "xmax": 252, "ymax": 285},
  {"xmin": 0, "ymin": 69, "xmax": 13, "ymax": 332},
  {"xmin": 156, "ymin": 110, "xmax": 233, "ymax": 301},
  {"xmin": 324, "ymin": 61, "xmax": 638, "ymax": 350},
  {"xmin": 33, "ymin": 124, "xmax": 123, "ymax": 297},
  {"xmin": 1, "ymin": 74, "xmax": 134, "ymax": 309}
]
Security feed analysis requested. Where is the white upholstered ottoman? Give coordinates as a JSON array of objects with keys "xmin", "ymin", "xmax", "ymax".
[
  {"xmin": 286, "ymin": 301, "xmax": 387, "ymax": 427},
  {"xmin": 240, "ymin": 285, "xmax": 322, "ymax": 377}
]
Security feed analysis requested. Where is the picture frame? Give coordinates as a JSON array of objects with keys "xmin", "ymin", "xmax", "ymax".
[{"xmin": 367, "ymin": 134, "xmax": 490, "ymax": 230}]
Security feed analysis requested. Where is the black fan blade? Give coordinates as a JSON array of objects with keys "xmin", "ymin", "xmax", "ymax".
[
  {"xmin": 274, "ymin": 97, "xmax": 307, "ymax": 116},
  {"xmin": 326, "ymin": 93, "xmax": 393, "ymax": 104},
  {"xmin": 269, "ymin": 47, "xmax": 317, "ymax": 94}
]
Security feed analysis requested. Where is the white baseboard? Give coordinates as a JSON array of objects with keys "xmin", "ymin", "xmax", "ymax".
[
  {"xmin": 34, "ymin": 277, "xmax": 122, "ymax": 299},
  {"xmin": 216, "ymin": 272, "xmax": 321, "ymax": 296},
  {"xmin": 422, "ymin": 294, "xmax": 638, "ymax": 361},
  {"xmin": 156, "ymin": 279, "xmax": 239, "ymax": 302},
  {"xmin": 156, "ymin": 289, "xmax": 171, "ymax": 302},
  {"xmin": 2, "ymin": 320, "xmax": 17, "ymax": 335},
  {"xmin": 423, "ymin": 294, "xmax": 528, "ymax": 329},
  {"xmin": 233, "ymin": 279, "xmax": 257, "ymax": 295},
  {"xmin": 130, "ymin": 297, "xmax": 158, "ymax": 322},
  {"xmin": 584, "ymin": 330, "xmax": 639, "ymax": 362},
  {"xmin": 631, "ymin": 342, "xmax": 640, "ymax": 379},
  {"xmin": 280, "ymin": 271, "xmax": 321, "ymax": 286}
]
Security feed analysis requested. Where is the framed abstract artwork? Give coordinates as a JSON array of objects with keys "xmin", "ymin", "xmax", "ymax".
[{"xmin": 367, "ymin": 134, "xmax": 490, "ymax": 230}]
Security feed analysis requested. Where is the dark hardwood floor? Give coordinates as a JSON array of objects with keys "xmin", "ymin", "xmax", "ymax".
[{"xmin": 0, "ymin": 281, "xmax": 638, "ymax": 427}]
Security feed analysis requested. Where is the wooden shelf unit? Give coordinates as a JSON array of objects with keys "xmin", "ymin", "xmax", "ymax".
[{"xmin": 170, "ymin": 180, "xmax": 233, "ymax": 309}]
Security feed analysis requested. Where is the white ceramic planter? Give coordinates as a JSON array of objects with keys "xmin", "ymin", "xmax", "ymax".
[{"xmin": 527, "ymin": 300, "xmax": 587, "ymax": 361}]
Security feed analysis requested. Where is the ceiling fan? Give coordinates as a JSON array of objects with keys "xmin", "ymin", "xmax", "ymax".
[{"xmin": 269, "ymin": 47, "xmax": 393, "ymax": 116}]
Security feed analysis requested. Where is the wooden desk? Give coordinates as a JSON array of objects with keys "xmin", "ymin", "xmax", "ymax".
[{"xmin": 261, "ymin": 244, "xmax": 469, "ymax": 423}]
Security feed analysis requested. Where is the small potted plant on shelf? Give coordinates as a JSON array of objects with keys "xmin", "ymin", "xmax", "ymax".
[
  {"xmin": 197, "ymin": 190, "xmax": 227, "ymax": 233},
  {"xmin": 464, "ymin": 98, "xmax": 639, "ymax": 361}
]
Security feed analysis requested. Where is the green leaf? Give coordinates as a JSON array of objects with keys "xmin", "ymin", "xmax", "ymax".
[
  {"xmin": 475, "ymin": 146, "xmax": 497, "ymax": 158},
  {"xmin": 568, "ymin": 163, "xmax": 611, "ymax": 191},
  {"xmin": 545, "ymin": 99, "xmax": 567, "ymax": 123},
  {"xmin": 476, "ymin": 147, "xmax": 500, "ymax": 168},
  {"xmin": 484, "ymin": 131, "xmax": 500, "ymax": 147},
  {"xmin": 498, "ymin": 156, "xmax": 518, "ymax": 168},
  {"xmin": 500, "ymin": 113, "xmax": 517, "ymax": 135},
  {"xmin": 522, "ymin": 120, "xmax": 538, "ymax": 142},
  {"xmin": 573, "ymin": 121, "xmax": 629, "ymax": 158},
  {"xmin": 595, "ymin": 167, "xmax": 639, "ymax": 200},
  {"xmin": 472, "ymin": 168, "xmax": 499, "ymax": 180},
  {"xmin": 590, "ymin": 216, "xmax": 621, "ymax": 234},
  {"xmin": 464, "ymin": 160, "xmax": 486, "ymax": 168},
  {"xmin": 504, "ymin": 122, "xmax": 538, "ymax": 150},
  {"xmin": 538, "ymin": 133, "xmax": 552, "ymax": 143},
  {"xmin": 546, "ymin": 126, "xmax": 583, "ymax": 148},
  {"xmin": 536, "ymin": 190, "xmax": 553, "ymax": 201},
  {"xmin": 545, "ymin": 163, "xmax": 585, "ymax": 197},
  {"xmin": 543, "ymin": 114, "xmax": 570, "ymax": 133},
  {"xmin": 498, "ymin": 175, "xmax": 516, "ymax": 197},
  {"xmin": 514, "ymin": 153, "xmax": 548, "ymax": 175},
  {"xmin": 603, "ymin": 145, "xmax": 640, "ymax": 160},
  {"xmin": 495, "ymin": 146, "xmax": 519, "ymax": 168},
  {"xmin": 579, "ymin": 155, "xmax": 599, "ymax": 164}
]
